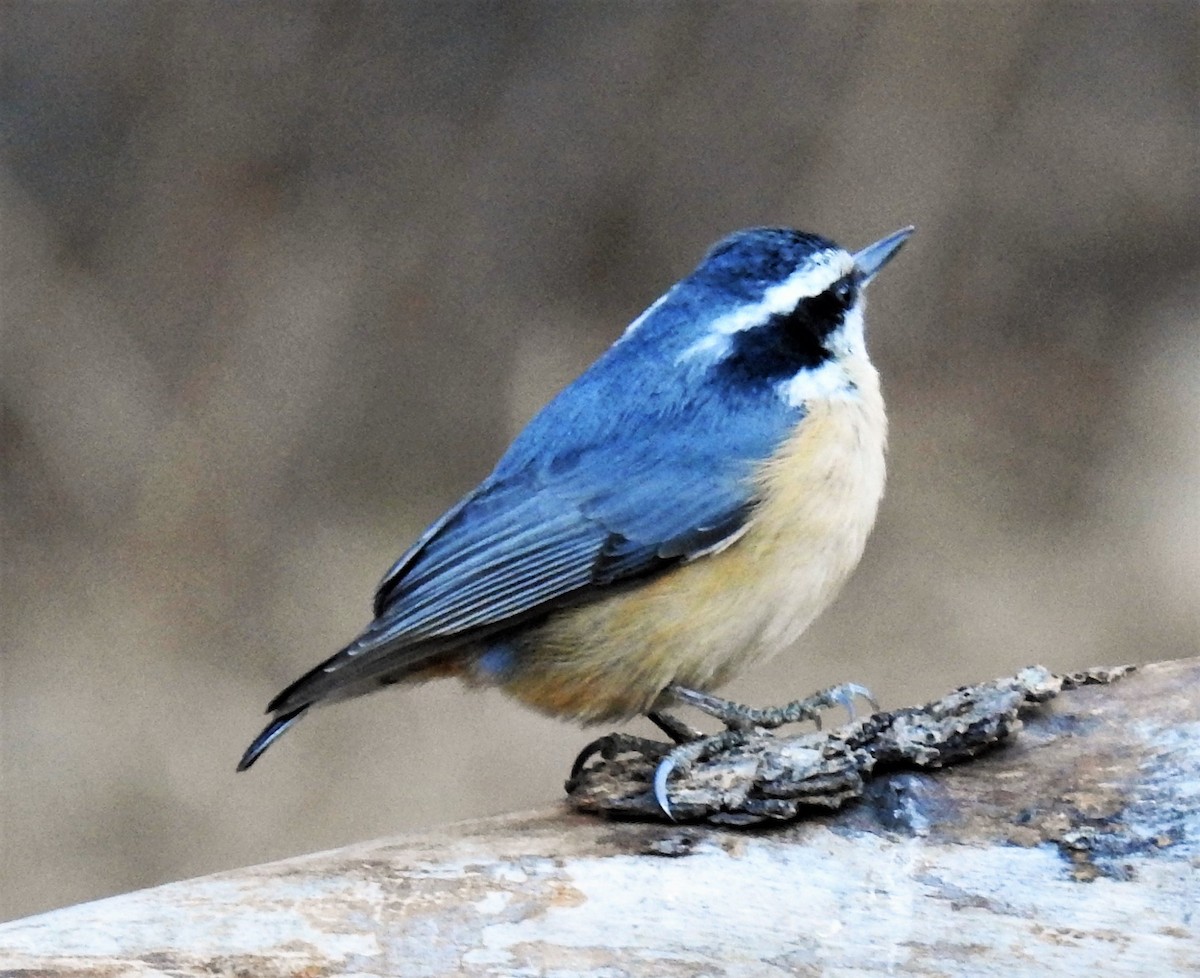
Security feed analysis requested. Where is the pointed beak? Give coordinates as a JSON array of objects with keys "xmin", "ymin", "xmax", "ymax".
[{"xmin": 853, "ymin": 226, "xmax": 915, "ymax": 284}]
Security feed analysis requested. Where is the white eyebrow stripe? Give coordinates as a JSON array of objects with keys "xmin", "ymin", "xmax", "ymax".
[
  {"xmin": 710, "ymin": 250, "xmax": 847, "ymax": 335},
  {"xmin": 677, "ymin": 333, "xmax": 730, "ymax": 363},
  {"xmin": 618, "ymin": 293, "xmax": 668, "ymax": 341},
  {"xmin": 677, "ymin": 249, "xmax": 850, "ymax": 364}
]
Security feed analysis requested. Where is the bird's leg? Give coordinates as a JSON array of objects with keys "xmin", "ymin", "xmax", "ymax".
[
  {"xmin": 568, "ymin": 710, "xmax": 699, "ymax": 787},
  {"xmin": 651, "ymin": 681, "xmax": 879, "ymax": 818},
  {"xmin": 647, "ymin": 710, "xmax": 704, "ymax": 743},
  {"xmin": 666, "ymin": 681, "xmax": 878, "ymax": 730}
]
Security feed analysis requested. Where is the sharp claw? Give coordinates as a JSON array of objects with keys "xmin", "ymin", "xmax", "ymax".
[
  {"xmin": 820, "ymin": 682, "xmax": 880, "ymax": 721},
  {"xmin": 653, "ymin": 755, "xmax": 678, "ymax": 821},
  {"xmin": 570, "ymin": 734, "xmax": 621, "ymax": 781},
  {"xmin": 569, "ymin": 741, "xmax": 601, "ymax": 781},
  {"xmin": 841, "ymin": 682, "xmax": 880, "ymax": 717}
]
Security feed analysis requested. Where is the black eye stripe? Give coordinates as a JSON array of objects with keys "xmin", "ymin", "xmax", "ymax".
[
  {"xmin": 813, "ymin": 273, "xmax": 858, "ymax": 316},
  {"xmin": 713, "ymin": 273, "xmax": 855, "ymax": 386},
  {"xmin": 779, "ymin": 273, "xmax": 856, "ymax": 343}
]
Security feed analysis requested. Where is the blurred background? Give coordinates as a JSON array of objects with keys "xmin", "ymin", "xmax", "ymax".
[{"xmin": 2, "ymin": 2, "xmax": 1198, "ymax": 923}]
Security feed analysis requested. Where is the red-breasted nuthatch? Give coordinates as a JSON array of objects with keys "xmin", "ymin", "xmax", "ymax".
[{"xmin": 239, "ymin": 226, "xmax": 913, "ymax": 814}]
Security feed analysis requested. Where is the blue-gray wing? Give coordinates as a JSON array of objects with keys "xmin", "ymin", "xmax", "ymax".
[
  {"xmin": 264, "ymin": 444, "xmax": 757, "ymax": 716},
  {"xmin": 373, "ymin": 467, "xmax": 751, "ymax": 636}
]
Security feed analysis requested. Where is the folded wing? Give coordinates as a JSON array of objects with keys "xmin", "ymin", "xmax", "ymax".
[{"xmin": 267, "ymin": 463, "xmax": 749, "ymax": 712}]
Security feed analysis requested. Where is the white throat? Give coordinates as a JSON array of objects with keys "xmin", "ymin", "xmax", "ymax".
[{"xmin": 776, "ymin": 301, "xmax": 869, "ymax": 408}]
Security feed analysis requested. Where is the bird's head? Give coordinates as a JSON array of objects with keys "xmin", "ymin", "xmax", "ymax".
[{"xmin": 621, "ymin": 226, "xmax": 913, "ymax": 408}]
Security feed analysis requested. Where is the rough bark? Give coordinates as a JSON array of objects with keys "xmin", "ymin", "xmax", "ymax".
[{"xmin": 2, "ymin": 658, "xmax": 1198, "ymax": 977}]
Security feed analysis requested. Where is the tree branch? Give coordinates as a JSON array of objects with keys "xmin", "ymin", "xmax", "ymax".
[
  {"xmin": 2, "ymin": 658, "xmax": 1198, "ymax": 976},
  {"xmin": 566, "ymin": 664, "xmax": 1136, "ymax": 824}
]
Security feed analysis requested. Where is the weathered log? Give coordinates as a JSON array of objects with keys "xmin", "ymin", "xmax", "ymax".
[{"xmin": 2, "ymin": 658, "xmax": 1197, "ymax": 976}]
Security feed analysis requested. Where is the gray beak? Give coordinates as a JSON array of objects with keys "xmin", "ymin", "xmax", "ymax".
[{"xmin": 854, "ymin": 226, "xmax": 915, "ymax": 284}]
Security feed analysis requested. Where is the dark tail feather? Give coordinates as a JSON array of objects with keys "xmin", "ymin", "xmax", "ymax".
[{"xmin": 237, "ymin": 705, "xmax": 308, "ymax": 772}]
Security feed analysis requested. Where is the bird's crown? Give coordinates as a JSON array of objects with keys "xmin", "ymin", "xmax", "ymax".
[{"xmin": 692, "ymin": 227, "xmax": 845, "ymax": 298}]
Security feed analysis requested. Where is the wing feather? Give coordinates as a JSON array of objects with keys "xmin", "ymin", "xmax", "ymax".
[{"xmin": 267, "ymin": 380, "xmax": 803, "ymax": 715}]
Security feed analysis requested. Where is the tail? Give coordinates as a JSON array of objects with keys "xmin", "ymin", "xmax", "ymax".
[
  {"xmin": 236, "ymin": 619, "xmax": 471, "ymax": 773},
  {"xmin": 236, "ymin": 705, "xmax": 308, "ymax": 772},
  {"xmin": 236, "ymin": 638, "xmax": 454, "ymax": 772}
]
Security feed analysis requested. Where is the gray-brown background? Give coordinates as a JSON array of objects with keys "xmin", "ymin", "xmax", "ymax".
[{"xmin": 3, "ymin": 2, "xmax": 1198, "ymax": 923}]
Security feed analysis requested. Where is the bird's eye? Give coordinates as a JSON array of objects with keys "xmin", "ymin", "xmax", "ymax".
[{"xmin": 830, "ymin": 276, "xmax": 856, "ymax": 309}]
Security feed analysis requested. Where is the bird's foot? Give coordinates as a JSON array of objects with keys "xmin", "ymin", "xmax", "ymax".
[
  {"xmin": 650, "ymin": 682, "xmax": 879, "ymax": 817},
  {"xmin": 568, "ymin": 732, "xmax": 670, "ymax": 786},
  {"xmin": 666, "ymin": 681, "xmax": 878, "ymax": 732}
]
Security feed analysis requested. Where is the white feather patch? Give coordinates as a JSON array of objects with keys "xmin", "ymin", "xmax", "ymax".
[
  {"xmin": 677, "ymin": 249, "xmax": 852, "ymax": 364},
  {"xmin": 830, "ymin": 303, "xmax": 867, "ymax": 358},
  {"xmin": 618, "ymin": 293, "xmax": 668, "ymax": 341},
  {"xmin": 777, "ymin": 361, "xmax": 855, "ymax": 406},
  {"xmin": 677, "ymin": 333, "xmax": 731, "ymax": 363},
  {"xmin": 777, "ymin": 302, "xmax": 870, "ymax": 405}
]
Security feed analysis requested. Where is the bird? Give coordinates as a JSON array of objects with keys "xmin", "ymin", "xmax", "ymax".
[{"xmin": 238, "ymin": 224, "xmax": 913, "ymax": 815}]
